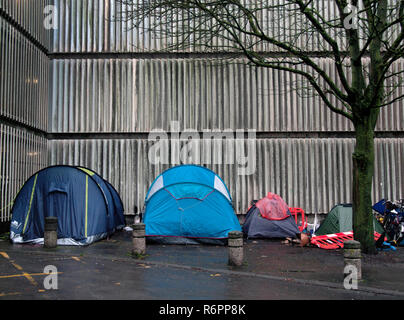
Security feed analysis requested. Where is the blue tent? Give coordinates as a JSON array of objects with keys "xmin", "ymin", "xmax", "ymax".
[
  {"xmin": 10, "ymin": 165, "xmax": 125, "ymax": 246},
  {"xmin": 143, "ymin": 165, "xmax": 241, "ymax": 245}
]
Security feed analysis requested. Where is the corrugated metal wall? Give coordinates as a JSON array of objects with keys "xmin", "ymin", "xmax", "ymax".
[
  {"xmin": 47, "ymin": 0, "xmax": 404, "ymax": 216},
  {"xmin": 0, "ymin": 16, "xmax": 50, "ymax": 131},
  {"xmin": 0, "ymin": 0, "xmax": 52, "ymax": 51},
  {"xmin": 0, "ymin": 1, "xmax": 51, "ymax": 222},
  {"xmin": 1, "ymin": 0, "xmax": 403, "ymax": 222},
  {"xmin": 0, "ymin": 124, "xmax": 48, "ymax": 222},
  {"xmin": 49, "ymin": 58, "xmax": 404, "ymax": 133},
  {"xmin": 53, "ymin": 0, "xmax": 330, "ymax": 53},
  {"xmin": 48, "ymin": 138, "xmax": 404, "ymax": 215},
  {"xmin": 51, "ymin": 0, "xmax": 400, "ymax": 53}
]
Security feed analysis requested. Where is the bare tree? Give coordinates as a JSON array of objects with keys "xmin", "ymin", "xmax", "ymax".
[{"xmin": 115, "ymin": 0, "xmax": 404, "ymax": 253}]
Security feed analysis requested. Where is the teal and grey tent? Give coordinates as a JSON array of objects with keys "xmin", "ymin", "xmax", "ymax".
[
  {"xmin": 143, "ymin": 165, "xmax": 241, "ymax": 245},
  {"xmin": 10, "ymin": 165, "xmax": 125, "ymax": 245}
]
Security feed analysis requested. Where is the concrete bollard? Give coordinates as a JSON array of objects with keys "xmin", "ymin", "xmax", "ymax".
[
  {"xmin": 132, "ymin": 223, "xmax": 146, "ymax": 256},
  {"xmin": 44, "ymin": 217, "xmax": 58, "ymax": 248},
  {"xmin": 228, "ymin": 231, "xmax": 244, "ymax": 266},
  {"xmin": 344, "ymin": 240, "xmax": 362, "ymax": 280}
]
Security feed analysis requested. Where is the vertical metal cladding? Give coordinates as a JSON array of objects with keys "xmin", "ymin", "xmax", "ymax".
[
  {"xmin": 49, "ymin": 58, "xmax": 404, "ymax": 133},
  {"xmin": 0, "ymin": 0, "xmax": 53, "ymax": 51},
  {"xmin": 51, "ymin": 0, "xmax": 315, "ymax": 53},
  {"xmin": 0, "ymin": 1, "xmax": 50, "ymax": 222},
  {"xmin": 50, "ymin": 0, "xmax": 401, "ymax": 53},
  {"xmin": 0, "ymin": 16, "xmax": 50, "ymax": 131},
  {"xmin": 48, "ymin": 138, "xmax": 404, "ymax": 215},
  {"xmin": 373, "ymin": 139, "xmax": 404, "ymax": 204},
  {"xmin": 1, "ymin": 0, "xmax": 403, "ymax": 222},
  {"xmin": 51, "ymin": 0, "xmax": 235, "ymax": 53},
  {"xmin": 48, "ymin": 55, "xmax": 404, "ymax": 216},
  {"xmin": 0, "ymin": 123, "xmax": 48, "ymax": 222}
]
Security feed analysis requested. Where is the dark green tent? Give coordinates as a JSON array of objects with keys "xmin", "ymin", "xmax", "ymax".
[{"xmin": 315, "ymin": 204, "xmax": 385, "ymax": 236}]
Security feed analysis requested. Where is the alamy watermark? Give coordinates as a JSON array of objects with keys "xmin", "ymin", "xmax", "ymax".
[
  {"xmin": 43, "ymin": 265, "xmax": 58, "ymax": 290},
  {"xmin": 343, "ymin": 4, "xmax": 359, "ymax": 30},
  {"xmin": 44, "ymin": 5, "xmax": 58, "ymax": 30},
  {"xmin": 148, "ymin": 121, "xmax": 256, "ymax": 176},
  {"xmin": 343, "ymin": 265, "xmax": 359, "ymax": 290}
]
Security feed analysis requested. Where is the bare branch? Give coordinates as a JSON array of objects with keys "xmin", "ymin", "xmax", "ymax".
[{"xmin": 115, "ymin": 0, "xmax": 404, "ymax": 117}]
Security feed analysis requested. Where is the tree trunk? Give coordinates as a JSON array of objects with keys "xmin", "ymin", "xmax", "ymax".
[{"xmin": 352, "ymin": 118, "xmax": 377, "ymax": 254}]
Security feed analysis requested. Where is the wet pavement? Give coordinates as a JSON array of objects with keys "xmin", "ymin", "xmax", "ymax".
[{"xmin": 1, "ymin": 230, "xmax": 404, "ymax": 300}]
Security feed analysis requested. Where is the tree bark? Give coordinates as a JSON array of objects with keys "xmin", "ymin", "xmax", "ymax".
[{"xmin": 352, "ymin": 117, "xmax": 377, "ymax": 254}]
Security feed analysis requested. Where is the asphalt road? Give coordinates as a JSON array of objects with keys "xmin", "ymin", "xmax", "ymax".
[{"xmin": 0, "ymin": 248, "xmax": 401, "ymax": 300}]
